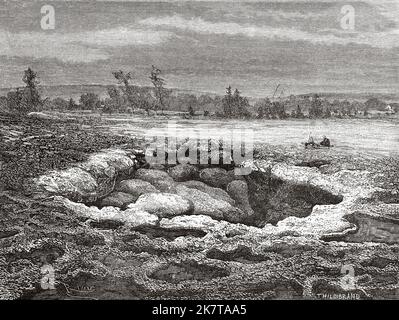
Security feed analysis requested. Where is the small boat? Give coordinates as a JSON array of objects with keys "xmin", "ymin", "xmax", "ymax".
[{"xmin": 303, "ymin": 135, "xmax": 333, "ymax": 149}]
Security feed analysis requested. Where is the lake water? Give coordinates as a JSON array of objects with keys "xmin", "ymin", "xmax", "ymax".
[{"xmin": 98, "ymin": 116, "xmax": 398, "ymax": 158}]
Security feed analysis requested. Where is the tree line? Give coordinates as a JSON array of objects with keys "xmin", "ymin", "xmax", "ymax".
[{"xmin": 1, "ymin": 67, "xmax": 397, "ymax": 119}]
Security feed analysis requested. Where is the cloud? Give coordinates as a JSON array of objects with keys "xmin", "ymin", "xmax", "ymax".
[
  {"xmin": 79, "ymin": 27, "xmax": 173, "ymax": 47},
  {"xmin": 374, "ymin": 1, "xmax": 399, "ymax": 25},
  {"xmin": 0, "ymin": 27, "xmax": 173, "ymax": 63},
  {"xmin": 264, "ymin": 10, "xmax": 326, "ymax": 21},
  {"xmin": 139, "ymin": 15, "xmax": 399, "ymax": 48}
]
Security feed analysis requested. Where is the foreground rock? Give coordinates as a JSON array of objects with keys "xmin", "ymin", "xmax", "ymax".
[
  {"xmin": 167, "ymin": 164, "xmax": 199, "ymax": 182},
  {"xmin": 79, "ymin": 149, "xmax": 135, "ymax": 179},
  {"xmin": 199, "ymin": 167, "xmax": 238, "ymax": 189},
  {"xmin": 243, "ymin": 160, "xmax": 392, "ymax": 239},
  {"xmin": 3, "ymin": 151, "xmax": 398, "ymax": 300},
  {"xmin": 100, "ymin": 191, "xmax": 137, "ymax": 209},
  {"xmin": 58, "ymin": 196, "xmax": 159, "ymax": 226},
  {"xmin": 33, "ymin": 167, "xmax": 98, "ymax": 202},
  {"xmin": 32, "ymin": 149, "xmax": 135, "ymax": 202},
  {"xmin": 78, "ymin": 149, "xmax": 135, "ymax": 199},
  {"xmin": 115, "ymin": 179, "xmax": 159, "ymax": 197},
  {"xmin": 4, "ymin": 118, "xmax": 399, "ymax": 300},
  {"xmin": 180, "ymin": 180, "xmax": 235, "ymax": 205},
  {"xmin": 133, "ymin": 193, "xmax": 194, "ymax": 218},
  {"xmin": 227, "ymin": 180, "xmax": 254, "ymax": 216},
  {"xmin": 325, "ymin": 203, "xmax": 399, "ymax": 244},
  {"xmin": 176, "ymin": 185, "xmax": 242, "ymax": 222},
  {"xmin": 134, "ymin": 169, "xmax": 176, "ymax": 193}
]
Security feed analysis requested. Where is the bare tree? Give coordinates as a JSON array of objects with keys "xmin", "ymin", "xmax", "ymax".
[
  {"xmin": 20, "ymin": 67, "xmax": 42, "ymax": 112},
  {"xmin": 112, "ymin": 70, "xmax": 132, "ymax": 89},
  {"xmin": 150, "ymin": 65, "xmax": 167, "ymax": 114},
  {"xmin": 112, "ymin": 70, "xmax": 137, "ymax": 109}
]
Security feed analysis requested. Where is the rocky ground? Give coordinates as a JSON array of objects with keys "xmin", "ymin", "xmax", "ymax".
[{"xmin": 0, "ymin": 113, "xmax": 398, "ymax": 300}]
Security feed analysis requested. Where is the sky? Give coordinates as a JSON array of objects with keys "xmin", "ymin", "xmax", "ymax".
[{"xmin": 0, "ymin": 0, "xmax": 398, "ymax": 97}]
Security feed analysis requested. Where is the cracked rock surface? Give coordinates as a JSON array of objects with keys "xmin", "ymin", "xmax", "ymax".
[{"xmin": 1, "ymin": 144, "xmax": 398, "ymax": 300}]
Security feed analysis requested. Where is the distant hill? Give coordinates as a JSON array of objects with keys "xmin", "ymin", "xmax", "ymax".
[{"xmin": 298, "ymin": 92, "xmax": 399, "ymax": 103}]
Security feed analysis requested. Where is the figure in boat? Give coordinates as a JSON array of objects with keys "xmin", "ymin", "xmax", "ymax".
[{"xmin": 305, "ymin": 134, "xmax": 331, "ymax": 149}]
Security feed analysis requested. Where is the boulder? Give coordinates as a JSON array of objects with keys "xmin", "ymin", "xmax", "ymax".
[
  {"xmin": 168, "ymin": 164, "xmax": 199, "ymax": 182},
  {"xmin": 152, "ymin": 179, "xmax": 177, "ymax": 193},
  {"xmin": 176, "ymin": 185, "xmax": 243, "ymax": 222},
  {"xmin": 133, "ymin": 193, "xmax": 194, "ymax": 218},
  {"xmin": 134, "ymin": 169, "xmax": 176, "ymax": 193},
  {"xmin": 83, "ymin": 149, "xmax": 135, "ymax": 175},
  {"xmin": 227, "ymin": 180, "xmax": 254, "ymax": 216},
  {"xmin": 32, "ymin": 149, "xmax": 137, "ymax": 203},
  {"xmin": 34, "ymin": 167, "xmax": 98, "ymax": 203},
  {"xmin": 57, "ymin": 196, "xmax": 159, "ymax": 227},
  {"xmin": 78, "ymin": 149, "xmax": 135, "ymax": 197},
  {"xmin": 117, "ymin": 208, "xmax": 159, "ymax": 227},
  {"xmin": 149, "ymin": 164, "xmax": 166, "ymax": 171},
  {"xmin": 180, "ymin": 180, "xmax": 235, "ymax": 205},
  {"xmin": 100, "ymin": 191, "xmax": 138, "ymax": 208},
  {"xmin": 199, "ymin": 167, "xmax": 238, "ymax": 189},
  {"xmin": 134, "ymin": 168, "xmax": 170, "ymax": 181},
  {"xmin": 329, "ymin": 206, "xmax": 399, "ymax": 245},
  {"xmin": 116, "ymin": 179, "xmax": 159, "ymax": 197}
]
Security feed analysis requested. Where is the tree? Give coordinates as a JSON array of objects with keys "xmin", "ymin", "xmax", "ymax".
[
  {"xmin": 273, "ymin": 101, "xmax": 287, "ymax": 119},
  {"xmin": 173, "ymin": 93, "xmax": 198, "ymax": 112},
  {"xmin": 198, "ymin": 94, "xmax": 213, "ymax": 106},
  {"xmin": 294, "ymin": 105, "xmax": 305, "ymax": 118},
  {"xmin": 79, "ymin": 93, "xmax": 100, "ymax": 110},
  {"xmin": 365, "ymin": 97, "xmax": 386, "ymax": 111},
  {"xmin": 390, "ymin": 103, "xmax": 399, "ymax": 113},
  {"xmin": 52, "ymin": 97, "xmax": 69, "ymax": 110},
  {"xmin": 182, "ymin": 94, "xmax": 197, "ymax": 116},
  {"xmin": 103, "ymin": 98, "xmax": 114, "ymax": 114},
  {"xmin": 269, "ymin": 102, "xmax": 278, "ymax": 119},
  {"xmin": 222, "ymin": 86, "xmax": 233, "ymax": 118},
  {"xmin": 232, "ymin": 89, "xmax": 248, "ymax": 117},
  {"xmin": 112, "ymin": 70, "xmax": 137, "ymax": 109},
  {"xmin": 188, "ymin": 104, "xmax": 195, "ymax": 117},
  {"xmin": 68, "ymin": 97, "xmax": 77, "ymax": 110},
  {"xmin": 8, "ymin": 68, "xmax": 42, "ymax": 113},
  {"xmin": 6, "ymin": 89, "xmax": 23, "ymax": 111},
  {"xmin": 105, "ymin": 86, "xmax": 124, "ymax": 113},
  {"xmin": 222, "ymin": 87, "xmax": 250, "ymax": 118},
  {"xmin": 150, "ymin": 65, "xmax": 167, "ymax": 114},
  {"xmin": 112, "ymin": 70, "xmax": 132, "ymax": 88},
  {"xmin": 309, "ymin": 94, "xmax": 323, "ymax": 118},
  {"xmin": 21, "ymin": 67, "xmax": 42, "ymax": 111},
  {"xmin": 135, "ymin": 89, "xmax": 156, "ymax": 116},
  {"xmin": 0, "ymin": 96, "xmax": 7, "ymax": 112},
  {"xmin": 256, "ymin": 98, "xmax": 272, "ymax": 119},
  {"xmin": 323, "ymin": 106, "xmax": 332, "ymax": 118}
]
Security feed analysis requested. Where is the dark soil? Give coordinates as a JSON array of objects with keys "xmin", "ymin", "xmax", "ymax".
[{"xmin": 0, "ymin": 113, "xmax": 139, "ymax": 191}]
